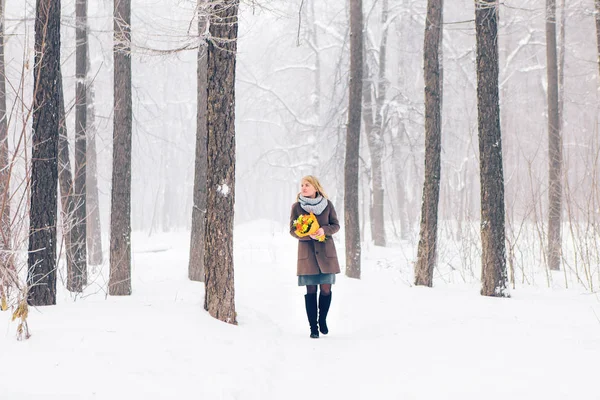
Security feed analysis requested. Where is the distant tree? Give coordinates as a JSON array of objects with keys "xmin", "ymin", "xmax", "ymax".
[
  {"xmin": 189, "ymin": 0, "xmax": 208, "ymax": 282},
  {"xmin": 474, "ymin": 0, "xmax": 508, "ymax": 297},
  {"xmin": 414, "ymin": 0, "xmax": 443, "ymax": 287},
  {"xmin": 86, "ymin": 44, "xmax": 103, "ymax": 266},
  {"xmin": 362, "ymin": 0, "xmax": 388, "ymax": 247},
  {"xmin": 0, "ymin": 0, "xmax": 13, "ymax": 305},
  {"xmin": 57, "ymin": 70, "xmax": 85, "ymax": 293},
  {"xmin": 594, "ymin": 0, "xmax": 600, "ymax": 79},
  {"xmin": 28, "ymin": 0, "xmax": 62, "ymax": 306},
  {"xmin": 345, "ymin": 0, "xmax": 363, "ymax": 279},
  {"xmin": 557, "ymin": 0, "xmax": 565, "ymax": 124},
  {"xmin": 203, "ymin": 0, "xmax": 239, "ymax": 323},
  {"xmin": 546, "ymin": 0, "xmax": 562, "ymax": 272},
  {"xmin": 110, "ymin": 0, "xmax": 132, "ymax": 296}
]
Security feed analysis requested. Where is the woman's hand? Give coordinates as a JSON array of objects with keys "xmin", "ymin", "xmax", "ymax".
[{"xmin": 310, "ymin": 228, "xmax": 325, "ymax": 240}]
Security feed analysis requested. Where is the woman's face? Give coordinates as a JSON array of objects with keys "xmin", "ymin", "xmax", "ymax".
[{"xmin": 301, "ymin": 180, "xmax": 317, "ymax": 198}]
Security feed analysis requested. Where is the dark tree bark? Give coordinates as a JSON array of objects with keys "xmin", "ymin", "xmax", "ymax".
[
  {"xmin": 203, "ymin": 0, "xmax": 238, "ymax": 323},
  {"xmin": 57, "ymin": 71, "xmax": 86, "ymax": 293},
  {"xmin": 546, "ymin": 0, "xmax": 562, "ymax": 271},
  {"xmin": 73, "ymin": 0, "xmax": 88, "ymax": 281},
  {"xmin": 0, "ymin": 0, "xmax": 13, "ymax": 301},
  {"xmin": 28, "ymin": 0, "xmax": 61, "ymax": 306},
  {"xmin": 345, "ymin": 0, "xmax": 363, "ymax": 279},
  {"xmin": 189, "ymin": 1, "xmax": 208, "ymax": 282},
  {"xmin": 110, "ymin": 0, "xmax": 132, "ymax": 296},
  {"xmin": 474, "ymin": 0, "xmax": 509, "ymax": 297},
  {"xmin": 414, "ymin": 0, "xmax": 443, "ymax": 287},
  {"xmin": 86, "ymin": 49, "xmax": 103, "ymax": 266}
]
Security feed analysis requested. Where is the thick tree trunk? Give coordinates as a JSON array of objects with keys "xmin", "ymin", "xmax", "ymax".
[
  {"xmin": 86, "ymin": 53, "xmax": 103, "ymax": 266},
  {"xmin": 546, "ymin": 0, "xmax": 562, "ymax": 272},
  {"xmin": 110, "ymin": 0, "xmax": 132, "ymax": 296},
  {"xmin": 28, "ymin": 0, "xmax": 61, "ymax": 306},
  {"xmin": 0, "ymin": 0, "xmax": 13, "ymax": 300},
  {"xmin": 203, "ymin": 0, "xmax": 238, "ymax": 324},
  {"xmin": 345, "ymin": 0, "xmax": 363, "ymax": 279},
  {"xmin": 189, "ymin": 2, "xmax": 208, "ymax": 282},
  {"xmin": 414, "ymin": 0, "xmax": 443, "ymax": 287},
  {"xmin": 73, "ymin": 0, "xmax": 88, "ymax": 282},
  {"xmin": 57, "ymin": 71, "xmax": 85, "ymax": 293},
  {"xmin": 474, "ymin": 0, "xmax": 509, "ymax": 297}
]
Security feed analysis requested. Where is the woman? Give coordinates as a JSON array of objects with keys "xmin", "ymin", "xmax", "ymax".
[{"xmin": 290, "ymin": 176, "xmax": 340, "ymax": 338}]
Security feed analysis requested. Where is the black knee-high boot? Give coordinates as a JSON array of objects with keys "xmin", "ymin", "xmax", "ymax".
[
  {"xmin": 304, "ymin": 293, "xmax": 319, "ymax": 338},
  {"xmin": 318, "ymin": 292, "xmax": 332, "ymax": 335}
]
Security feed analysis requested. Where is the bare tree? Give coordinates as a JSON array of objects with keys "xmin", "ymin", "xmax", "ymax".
[
  {"xmin": 391, "ymin": 124, "xmax": 410, "ymax": 240},
  {"xmin": 28, "ymin": 0, "xmax": 62, "ymax": 306},
  {"xmin": 414, "ymin": 0, "xmax": 443, "ymax": 287},
  {"xmin": 203, "ymin": 0, "xmax": 239, "ymax": 323},
  {"xmin": 345, "ymin": 0, "xmax": 363, "ymax": 279},
  {"xmin": 110, "ymin": 0, "xmax": 132, "ymax": 296},
  {"xmin": 86, "ymin": 48, "xmax": 103, "ymax": 266},
  {"xmin": 546, "ymin": 0, "xmax": 562, "ymax": 272},
  {"xmin": 0, "ymin": 0, "xmax": 12, "ymax": 303},
  {"xmin": 304, "ymin": 0, "xmax": 322, "ymax": 171},
  {"xmin": 557, "ymin": 0, "xmax": 565, "ymax": 123},
  {"xmin": 57, "ymin": 71, "xmax": 85, "ymax": 293},
  {"xmin": 189, "ymin": 1, "xmax": 208, "ymax": 282},
  {"xmin": 596, "ymin": 0, "xmax": 600, "ymax": 79},
  {"xmin": 474, "ymin": 0, "xmax": 508, "ymax": 297},
  {"xmin": 73, "ymin": 0, "xmax": 88, "ymax": 281},
  {"xmin": 362, "ymin": 0, "xmax": 388, "ymax": 247}
]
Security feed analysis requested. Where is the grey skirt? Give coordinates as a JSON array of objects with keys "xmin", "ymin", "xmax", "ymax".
[{"xmin": 298, "ymin": 273, "xmax": 336, "ymax": 286}]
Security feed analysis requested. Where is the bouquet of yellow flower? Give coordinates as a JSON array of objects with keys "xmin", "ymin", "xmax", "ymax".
[{"xmin": 293, "ymin": 213, "xmax": 326, "ymax": 242}]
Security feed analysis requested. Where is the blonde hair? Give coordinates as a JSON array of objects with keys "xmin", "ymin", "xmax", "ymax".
[{"xmin": 297, "ymin": 175, "xmax": 329, "ymax": 200}]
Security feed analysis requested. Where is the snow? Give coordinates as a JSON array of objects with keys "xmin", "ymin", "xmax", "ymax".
[
  {"xmin": 1, "ymin": 221, "xmax": 599, "ymax": 399},
  {"xmin": 217, "ymin": 183, "xmax": 231, "ymax": 197}
]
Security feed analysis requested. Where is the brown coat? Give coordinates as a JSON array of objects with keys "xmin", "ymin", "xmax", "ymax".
[{"xmin": 289, "ymin": 200, "xmax": 341, "ymax": 276}]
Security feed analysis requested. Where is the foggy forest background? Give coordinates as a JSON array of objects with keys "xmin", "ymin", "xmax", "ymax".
[{"xmin": 3, "ymin": 0, "xmax": 600, "ymax": 291}]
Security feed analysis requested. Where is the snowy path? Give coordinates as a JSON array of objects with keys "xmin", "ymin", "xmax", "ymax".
[{"xmin": 2, "ymin": 226, "xmax": 599, "ymax": 399}]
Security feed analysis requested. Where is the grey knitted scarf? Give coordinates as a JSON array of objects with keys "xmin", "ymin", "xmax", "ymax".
[{"xmin": 299, "ymin": 195, "xmax": 328, "ymax": 216}]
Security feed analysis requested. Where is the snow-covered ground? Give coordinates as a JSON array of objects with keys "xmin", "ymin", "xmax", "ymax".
[{"xmin": 2, "ymin": 220, "xmax": 599, "ymax": 399}]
